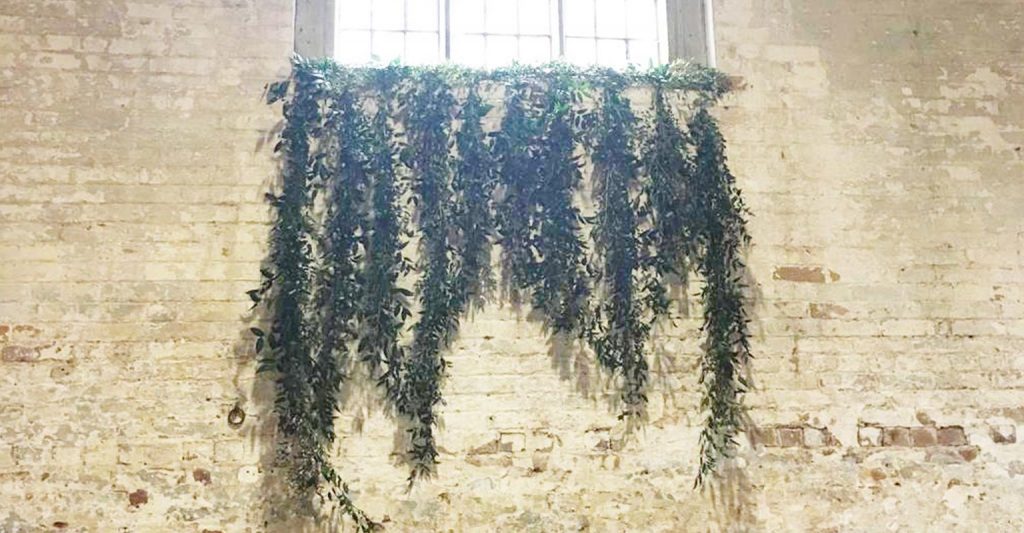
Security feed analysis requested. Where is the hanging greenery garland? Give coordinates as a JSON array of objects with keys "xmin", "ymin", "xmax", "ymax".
[
  {"xmin": 529, "ymin": 67, "xmax": 592, "ymax": 334},
  {"xmin": 687, "ymin": 106, "xmax": 753, "ymax": 485},
  {"xmin": 254, "ymin": 57, "xmax": 747, "ymax": 528},
  {"xmin": 492, "ymin": 78, "xmax": 544, "ymax": 306},
  {"xmin": 396, "ymin": 70, "xmax": 461, "ymax": 482},
  {"xmin": 257, "ymin": 64, "xmax": 375, "ymax": 529},
  {"xmin": 451, "ymin": 81, "xmax": 498, "ymax": 313},
  {"xmin": 586, "ymin": 74, "xmax": 650, "ymax": 420},
  {"xmin": 358, "ymin": 68, "xmax": 412, "ymax": 407}
]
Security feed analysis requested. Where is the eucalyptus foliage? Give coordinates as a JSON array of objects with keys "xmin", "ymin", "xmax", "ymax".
[{"xmin": 254, "ymin": 57, "xmax": 748, "ymax": 525}]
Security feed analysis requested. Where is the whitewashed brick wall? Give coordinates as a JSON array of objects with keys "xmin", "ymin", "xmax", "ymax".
[{"xmin": 1, "ymin": 0, "xmax": 1022, "ymax": 531}]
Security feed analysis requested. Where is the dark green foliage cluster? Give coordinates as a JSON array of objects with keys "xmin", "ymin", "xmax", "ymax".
[
  {"xmin": 587, "ymin": 77, "xmax": 650, "ymax": 420},
  {"xmin": 357, "ymin": 69, "xmax": 413, "ymax": 405},
  {"xmin": 253, "ymin": 57, "xmax": 748, "ymax": 525},
  {"xmin": 396, "ymin": 71, "xmax": 462, "ymax": 482},
  {"xmin": 256, "ymin": 64, "xmax": 376, "ymax": 530},
  {"xmin": 686, "ymin": 107, "xmax": 752, "ymax": 485},
  {"xmin": 492, "ymin": 68, "xmax": 591, "ymax": 333},
  {"xmin": 452, "ymin": 83, "xmax": 498, "ymax": 312}
]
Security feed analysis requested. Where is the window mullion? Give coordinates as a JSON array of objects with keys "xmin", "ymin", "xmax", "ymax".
[
  {"xmin": 443, "ymin": 0, "xmax": 451, "ymax": 60},
  {"xmin": 556, "ymin": 0, "xmax": 566, "ymax": 58}
]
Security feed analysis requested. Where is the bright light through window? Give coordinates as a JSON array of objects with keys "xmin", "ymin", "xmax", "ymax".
[{"xmin": 334, "ymin": 0, "xmax": 666, "ymax": 67}]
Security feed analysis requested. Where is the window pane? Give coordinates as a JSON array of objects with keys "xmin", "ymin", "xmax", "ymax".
[
  {"xmin": 336, "ymin": 30, "xmax": 372, "ymax": 63},
  {"xmin": 563, "ymin": 0, "xmax": 595, "ymax": 37},
  {"xmin": 373, "ymin": 0, "xmax": 405, "ymax": 31},
  {"xmin": 596, "ymin": 38, "xmax": 627, "ymax": 67},
  {"xmin": 627, "ymin": 39, "xmax": 658, "ymax": 66},
  {"xmin": 626, "ymin": 0, "xmax": 657, "ymax": 39},
  {"xmin": 518, "ymin": 0, "xmax": 550, "ymax": 35},
  {"xmin": 519, "ymin": 36, "xmax": 552, "ymax": 63},
  {"xmin": 407, "ymin": 0, "xmax": 439, "ymax": 31},
  {"xmin": 594, "ymin": 0, "xmax": 626, "ymax": 38},
  {"xmin": 486, "ymin": 0, "xmax": 518, "ymax": 34},
  {"xmin": 565, "ymin": 37, "xmax": 596, "ymax": 64},
  {"xmin": 372, "ymin": 30, "xmax": 405, "ymax": 62},
  {"xmin": 338, "ymin": 0, "xmax": 372, "ymax": 29},
  {"xmin": 406, "ymin": 32, "xmax": 440, "ymax": 64},
  {"xmin": 451, "ymin": 0, "xmax": 485, "ymax": 33},
  {"xmin": 486, "ymin": 35, "xmax": 518, "ymax": 67},
  {"xmin": 451, "ymin": 33, "xmax": 486, "ymax": 66}
]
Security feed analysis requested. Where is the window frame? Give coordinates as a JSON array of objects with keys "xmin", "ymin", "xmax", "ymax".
[{"xmin": 294, "ymin": 0, "xmax": 714, "ymax": 66}]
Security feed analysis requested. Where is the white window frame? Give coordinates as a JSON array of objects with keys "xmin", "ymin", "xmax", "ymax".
[{"xmin": 294, "ymin": 0, "xmax": 714, "ymax": 66}]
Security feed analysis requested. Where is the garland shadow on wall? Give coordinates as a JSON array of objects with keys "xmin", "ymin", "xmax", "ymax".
[{"xmin": 249, "ymin": 56, "xmax": 752, "ymax": 530}]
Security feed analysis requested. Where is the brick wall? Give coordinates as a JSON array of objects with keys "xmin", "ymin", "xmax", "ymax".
[{"xmin": 1, "ymin": 0, "xmax": 1022, "ymax": 531}]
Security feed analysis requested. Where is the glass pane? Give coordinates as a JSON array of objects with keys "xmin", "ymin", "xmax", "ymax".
[
  {"xmin": 407, "ymin": 0, "xmax": 439, "ymax": 31},
  {"xmin": 338, "ymin": 0, "xmax": 372, "ymax": 29},
  {"xmin": 518, "ymin": 0, "xmax": 550, "ymax": 35},
  {"xmin": 596, "ymin": 38, "xmax": 627, "ymax": 67},
  {"xmin": 451, "ymin": 0, "xmax": 485, "ymax": 33},
  {"xmin": 373, "ymin": 0, "xmax": 405, "ymax": 31},
  {"xmin": 486, "ymin": 0, "xmax": 517, "ymax": 34},
  {"xmin": 372, "ymin": 31, "xmax": 405, "ymax": 62},
  {"xmin": 626, "ymin": 0, "xmax": 657, "ymax": 39},
  {"xmin": 452, "ymin": 33, "xmax": 486, "ymax": 66},
  {"xmin": 406, "ymin": 32, "xmax": 440, "ymax": 64},
  {"xmin": 563, "ymin": 0, "xmax": 595, "ymax": 37},
  {"xmin": 565, "ymin": 37, "xmax": 596, "ymax": 64},
  {"xmin": 486, "ymin": 35, "xmax": 517, "ymax": 67},
  {"xmin": 594, "ymin": 0, "xmax": 626, "ymax": 37},
  {"xmin": 519, "ymin": 36, "xmax": 551, "ymax": 64},
  {"xmin": 336, "ymin": 30, "xmax": 372, "ymax": 63},
  {"xmin": 627, "ymin": 39, "xmax": 658, "ymax": 66}
]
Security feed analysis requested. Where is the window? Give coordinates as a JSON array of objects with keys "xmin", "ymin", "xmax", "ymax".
[
  {"xmin": 329, "ymin": 0, "xmax": 671, "ymax": 67},
  {"xmin": 295, "ymin": 0, "xmax": 713, "ymax": 67}
]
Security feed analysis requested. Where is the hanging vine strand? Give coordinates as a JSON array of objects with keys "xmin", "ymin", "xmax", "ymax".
[
  {"xmin": 493, "ymin": 79, "xmax": 544, "ymax": 305},
  {"xmin": 529, "ymin": 67, "xmax": 592, "ymax": 334},
  {"xmin": 688, "ymin": 106, "xmax": 753, "ymax": 486},
  {"xmin": 358, "ymin": 68, "xmax": 413, "ymax": 407},
  {"xmin": 257, "ymin": 62, "xmax": 374, "ymax": 530},
  {"xmin": 587, "ymin": 75, "xmax": 650, "ymax": 420},
  {"xmin": 397, "ymin": 70, "xmax": 460, "ymax": 482},
  {"xmin": 253, "ymin": 57, "xmax": 748, "ymax": 525},
  {"xmin": 451, "ymin": 81, "xmax": 498, "ymax": 313}
]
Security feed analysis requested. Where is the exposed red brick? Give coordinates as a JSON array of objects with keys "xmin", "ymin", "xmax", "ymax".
[
  {"xmin": 881, "ymin": 427, "xmax": 912, "ymax": 447},
  {"xmin": 128, "ymin": 489, "xmax": 148, "ymax": 507},
  {"xmin": 193, "ymin": 468, "xmax": 212, "ymax": 485},
  {"xmin": 936, "ymin": 426, "xmax": 967, "ymax": 446},
  {"xmin": 773, "ymin": 266, "xmax": 826, "ymax": 283},
  {"xmin": 52, "ymin": 522, "xmax": 68, "ymax": 529},
  {"xmin": 752, "ymin": 427, "xmax": 779, "ymax": 447},
  {"xmin": 2, "ymin": 345, "xmax": 40, "ymax": 363},
  {"xmin": 958, "ymin": 446, "xmax": 979, "ymax": 462},
  {"xmin": 777, "ymin": 427, "xmax": 803, "ymax": 447},
  {"xmin": 910, "ymin": 426, "xmax": 937, "ymax": 447}
]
